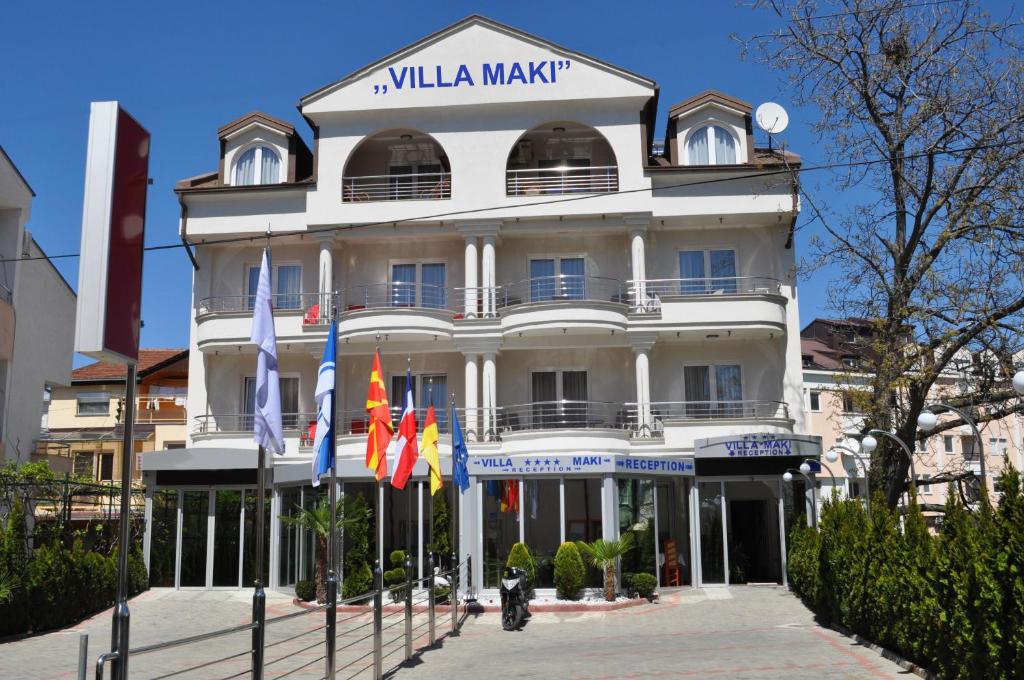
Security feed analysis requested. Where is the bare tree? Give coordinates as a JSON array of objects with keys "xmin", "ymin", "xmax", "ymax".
[{"xmin": 740, "ymin": 0, "xmax": 1024, "ymax": 507}]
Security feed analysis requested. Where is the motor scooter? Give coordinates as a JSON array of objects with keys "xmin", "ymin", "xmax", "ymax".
[{"xmin": 499, "ymin": 566, "xmax": 529, "ymax": 630}]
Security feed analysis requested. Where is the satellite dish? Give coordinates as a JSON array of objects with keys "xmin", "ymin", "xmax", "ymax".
[{"xmin": 755, "ymin": 102, "xmax": 789, "ymax": 134}]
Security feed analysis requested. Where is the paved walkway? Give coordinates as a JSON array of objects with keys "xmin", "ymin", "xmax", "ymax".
[{"xmin": 0, "ymin": 587, "xmax": 909, "ymax": 679}]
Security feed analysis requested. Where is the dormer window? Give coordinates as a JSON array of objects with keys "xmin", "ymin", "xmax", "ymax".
[
  {"xmin": 234, "ymin": 145, "xmax": 281, "ymax": 186},
  {"xmin": 687, "ymin": 125, "xmax": 737, "ymax": 165}
]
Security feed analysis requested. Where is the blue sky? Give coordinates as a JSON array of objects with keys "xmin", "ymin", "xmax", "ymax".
[{"xmin": 2, "ymin": 1, "xmax": 852, "ymax": 363}]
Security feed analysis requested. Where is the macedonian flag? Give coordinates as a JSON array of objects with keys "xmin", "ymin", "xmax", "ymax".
[{"xmin": 365, "ymin": 350, "xmax": 393, "ymax": 480}]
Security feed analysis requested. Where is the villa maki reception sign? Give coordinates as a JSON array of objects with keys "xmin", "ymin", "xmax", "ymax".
[{"xmin": 694, "ymin": 433, "xmax": 823, "ymax": 459}]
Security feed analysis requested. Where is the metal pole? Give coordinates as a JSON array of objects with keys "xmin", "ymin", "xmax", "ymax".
[
  {"xmin": 786, "ymin": 468, "xmax": 817, "ymax": 528},
  {"xmin": 925, "ymin": 403, "xmax": 987, "ymax": 496},
  {"xmin": 427, "ymin": 553, "xmax": 436, "ymax": 646},
  {"xmin": 834, "ymin": 444, "xmax": 872, "ymax": 518},
  {"xmin": 450, "ymin": 550, "xmax": 458, "ymax": 636},
  {"xmin": 404, "ymin": 552, "xmax": 413, "ymax": 660},
  {"xmin": 325, "ymin": 324, "xmax": 339, "ymax": 680},
  {"xmin": 110, "ymin": 362, "xmax": 137, "ymax": 680},
  {"xmin": 251, "ymin": 445, "xmax": 267, "ymax": 680},
  {"xmin": 373, "ymin": 560, "xmax": 383, "ymax": 680},
  {"xmin": 867, "ymin": 429, "xmax": 918, "ymax": 495},
  {"xmin": 78, "ymin": 633, "xmax": 89, "ymax": 680}
]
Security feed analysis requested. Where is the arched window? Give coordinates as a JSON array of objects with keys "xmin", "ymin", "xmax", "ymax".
[
  {"xmin": 343, "ymin": 129, "xmax": 450, "ymax": 202},
  {"xmin": 505, "ymin": 122, "xmax": 618, "ymax": 196},
  {"xmin": 686, "ymin": 126, "xmax": 737, "ymax": 165},
  {"xmin": 234, "ymin": 146, "xmax": 281, "ymax": 185}
]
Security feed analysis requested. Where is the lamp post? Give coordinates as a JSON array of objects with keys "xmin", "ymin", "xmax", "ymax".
[
  {"xmin": 829, "ymin": 444, "xmax": 871, "ymax": 517},
  {"xmin": 783, "ymin": 468, "xmax": 817, "ymax": 528},
  {"xmin": 805, "ymin": 457, "xmax": 837, "ymax": 491},
  {"xmin": 862, "ymin": 430, "xmax": 917, "ymax": 495}
]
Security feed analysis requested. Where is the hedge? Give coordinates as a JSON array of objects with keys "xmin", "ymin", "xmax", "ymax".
[{"xmin": 787, "ymin": 463, "xmax": 1024, "ymax": 678}]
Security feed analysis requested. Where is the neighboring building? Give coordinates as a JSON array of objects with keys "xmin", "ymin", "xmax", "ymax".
[
  {"xmin": 36, "ymin": 349, "xmax": 188, "ymax": 480},
  {"xmin": 144, "ymin": 16, "xmax": 816, "ymax": 592},
  {"xmin": 802, "ymin": 318, "xmax": 1024, "ymax": 512},
  {"xmin": 0, "ymin": 146, "xmax": 76, "ymax": 462}
]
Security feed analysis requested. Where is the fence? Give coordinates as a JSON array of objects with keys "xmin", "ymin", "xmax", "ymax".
[{"xmin": 90, "ymin": 554, "xmax": 469, "ymax": 680}]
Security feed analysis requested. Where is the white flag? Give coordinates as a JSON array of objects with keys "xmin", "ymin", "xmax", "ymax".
[{"xmin": 250, "ymin": 248, "xmax": 284, "ymax": 454}]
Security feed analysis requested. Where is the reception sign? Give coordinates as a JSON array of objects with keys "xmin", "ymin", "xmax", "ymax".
[
  {"xmin": 694, "ymin": 433, "xmax": 822, "ymax": 459},
  {"xmin": 471, "ymin": 454, "xmax": 693, "ymax": 476}
]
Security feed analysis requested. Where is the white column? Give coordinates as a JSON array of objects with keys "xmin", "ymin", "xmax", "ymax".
[
  {"xmin": 481, "ymin": 235, "xmax": 496, "ymax": 316},
  {"xmin": 629, "ymin": 227, "xmax": 647, "ymax": 309},
  {"xmin": 316, "ymin": 236, "xmax": 335, "ymax": 318},
  {"xmin": 464, "ymin": 353, "xmax": 479, "ymax": 441},
  {"xmin": 631, "ymin": 337, "xmax": 655, "ymax": 436},
  {"xmin": 482, "ymin": 352, "xmax": 496, "ymax": 441},
  {"xmin": 463, "ymin": 236, "xmax": 478, "ymax": 317}
]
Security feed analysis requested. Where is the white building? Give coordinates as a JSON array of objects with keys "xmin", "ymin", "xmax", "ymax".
[
  {"xmin": 0, "ymin": 146, "xmax": 76, "ymax": 463},
  {"xmin": 143, "ymin": 16, "xmax": 817, "ymax": 593}
]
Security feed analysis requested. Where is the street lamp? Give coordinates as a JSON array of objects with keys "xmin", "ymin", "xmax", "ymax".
[
  {"xmin": 783, "ymin": 468, "xmax": 817, "ymax": 528},
  {"xmin": 830, "ymin": 443, "xmax": 871, "ymax": 517},
  {"xmin": 862, "ymin": 429, "xmax": 918, "ymax": 494},
  {"xmin": 1013, "ymin": 370, "xmax": 1024, "ymax": 397},
  {"xmin": 805, "ymin": 457, "xmax": 837, "ymax": 489}
]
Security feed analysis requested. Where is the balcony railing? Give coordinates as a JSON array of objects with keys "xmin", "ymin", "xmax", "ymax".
[
  {"xmin": 630, "ymin": 277, "xmax": 782, "ymax": 312},
  {"xmin": 506, "ymin": 166, "xmax": 618, "ymax": 196},
  {"xmin": 0, "ymin": 281, "xmax": 11, "ymax": 304},
  {"xmin": 493, "ymin": 401, "xmax": 628, "ymax": 433},
  {"xmin": 338, "ymin": 282, "xmax": 453, "ymax": 313},
  {"xmin": 135, "ymin": 396, "xmax": 187, "ymax": 424},
  {"xmin": 494, "ymin": 275, "xmax": 627, "ymax": 308},
  {"xmin": 643, "ymin": 400, "xmax": 790, "ymax": 424},
  {"xmin": 196, "ymin": 293, "xmax": 336, "ymax": 326},
  {"xmin": 343, "ymin": 172, "xmax": 451, "ymax": 202},
  {"xmin": 193, "ymin": 413, "xmax": 317, "ymax": 437}
]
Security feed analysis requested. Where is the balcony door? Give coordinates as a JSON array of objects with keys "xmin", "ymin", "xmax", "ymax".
[
  {"xmin": 530, "ymin": 369, "xmax": 587, "ymax": 428},
  {"xmin": 389, "ymin": 373, "xmax": 448, "ymax": 428},
  {"xmin": 390, "ymin": 262, "xmax": 446, "ymax": 308},
  {"xmin": 678, "ymin": 249, "xmax": 736, "ymax": 294},
  {"xmin": 529, "ymin": 257, "xmax": 584, "ymax": 301},
  {"xmin": 247, "ymin": 263, "xmax": 302, "ymax": 310},
  {"xmin": 243, "ymin": 376, "xmax": 299, "ymax": 430},
  {"xmin": 682, "ymin": 364, "xmax": 742, "ymax": 417}
]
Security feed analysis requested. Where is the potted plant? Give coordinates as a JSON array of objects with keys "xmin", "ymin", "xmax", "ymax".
[{"xmin": 575, "ymin": 533, "xmax": 635, "ymax": 602}]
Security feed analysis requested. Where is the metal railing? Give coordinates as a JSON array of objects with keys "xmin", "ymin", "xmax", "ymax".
[
  {"xmin": 343, "ymin": 172, "xmax": 451, "ymax": 202},
  {"xmin": 92, "ymin": 555, "xmax": 466, "ymax": 680},
  {"xmin": 134, "ymin": 396, "xmax": 187, "ymax": 424},
  {"xmin": 193, "ymin": 413, "xmax": 318, "ymax": 436},
  {"xmin": 0, "ymin": 280, "xmax": 11, "ymax": 304},
  {"xmin": 196, "ymin": 292, "xmax": 336, "ymax": 323},
  {"xmin": 629, "ymin": 276, "xmax": 782, "ymax": 313},
  {"xmin": 643, "ymin": 400, "xmax": 790, "ymax": 424},
  {"xmin": 338, "ymin": 282, "xmax": 453, "ymax": 312},
  {"xmin": 494, "ymin": 275, "xmax": 627, "ymax": 308},
  {"xmin": 493, "ymin": 400, "xmax": 629, "ymax": 433},
  {"xmin": 506, "ymin": 165, "xmax": 618, "ymax": 196}
]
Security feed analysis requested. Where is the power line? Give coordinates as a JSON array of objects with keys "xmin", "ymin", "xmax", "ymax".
[{"xmin": 2, "ymin": 136, "xmax": 1021, "ymax": 266}]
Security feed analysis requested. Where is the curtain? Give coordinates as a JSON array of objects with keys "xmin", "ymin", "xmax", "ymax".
[
  {"xmin": 280, "ymin": 377, "xmax": 299, "ymax": 428},
  {"xmin": 560, "ymin": 257, "xmax": 585, "ymax": 299},
  {"xmin": 391, "ymin": 264, "xmax": 416, "ymax": 307},
  {"xmin": 684, "ymin": 366, "xmax": 710, "ymax": 416},
  {"xmin": 679, "ymin": 251, "xmax": 706, "ymax": 294},
  {"xmin": 259, "ymin": 147, "xmax": 280, "ymax": 184},
  {"xmin": 419, "ymin": 374, "xmax": 448, "ymax": 430},
  {"xmin": 713, "ymin": 126, "xmax": 736, "ymax": 164},
  {"xmin": 235, "ymin": 148, "xmax": 256, "ymax": 185},
  {"xmin": 247, "ymin": 266, "xmax": 260, "ymax": 310},
  {"xmin": 276, "ymin": 265, "xmax": 301, "ymax": 309},
  {"xmin": 531, "ymin": 372, "xmax": 557, "ymax": 428},
  {"xmin": 709, "ymin": 249, "xmax": 737, "ymax": 293},
  {"xmin": 715, "ymin": 365, "xmax": 742, "ymax": 416},
  {"xmin": 562, "ymin": 370, "xmax": 588, "ymax": 426},
  {"xmin": 420, "ymin": 263, "xmax": 446, "ymax": 308},
  {"xmin": 687, "ymin": 127, "xmax": 709, "ymax": 165},
  {"xmin": 529, "ymin": 259, "xmax": 555, "ymax": 301}
]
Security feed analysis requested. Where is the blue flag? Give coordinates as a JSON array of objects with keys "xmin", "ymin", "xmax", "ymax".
[
  {"xmin": 311, "ymin": 322, "xmax": 337, "ymax": 486},
  {"xmin": 450, "ymin": 404, "xmax": 470, "ymax": 494}
]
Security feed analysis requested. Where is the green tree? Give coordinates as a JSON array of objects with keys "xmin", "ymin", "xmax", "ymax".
[
  {"xmin": 342, "ymin": 494, "xmax": 373, "ymax": 599},
  {"xmin": 282, "ymin": 495, "xmax": 363, "ymax": 603},
  {"xmin": 505, "ymin": 542, "xmax": 536, "ymax": 595},
  {"xmin": 427, "ymin": 492, "xmax": 450, "ymax": 564},
  {"xmin": 553, "ymin": 542, "xmax": 585, "ymax": 600},
  {"xmin": 576, "ymin": 533, "xmax": 635, "ymax": 602}
]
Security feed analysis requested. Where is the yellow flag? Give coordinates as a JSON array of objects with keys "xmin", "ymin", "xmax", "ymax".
[{"xmin": 422, "ymin": 404, "xmax": 442, "ymax": 495}]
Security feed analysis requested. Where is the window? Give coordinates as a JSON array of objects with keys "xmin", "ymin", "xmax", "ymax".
[
  {"xmin": 77, "ymin": 392, "xmax": 110, "ymax": 416},
  {"xmin": 841, "ymin": 356, "xmax": 858, "ymax": 369},
  {"xmin": 943, "ymin": 435, "xmax": 955, "ymax": 454},
  {"xmin": 842, "ymin": 393, "xmax": 857, "ymax": 413},
  {"xmin": 234, "ymin": 146, "xmax": 280, "ymax": 186},
  {"xmin": 388, "ymin": 373, "xmax": 448, "ymax": 429},
  {"xmin": 809, "ymin": 391, "xmax": 821, "ymax": 412},
  {"xmin": 683, "ymin": 364, "xmax": 742, "ymax": 416},
  {"xmin": 678, "ymin": 249, "xmax": 737, "ymax": 294},
  {"xmin": 686, "ymin": 125, "xmax": 737, "ymax": 165},
  {"xmin": 915, "ymin": 475, "xmax": 931, "ymax": 494},
  {"xmin": 530, "ymin": 369, "xmax": 588, "ymax": 427},
  {"xmin": 989, "ymin": 437, "xmax": 1008, "ymax": 456},
  {"xmin": 961, "ymin": 436, "xmax": 979, "ymax": 460},
  {"xmin": 247, "ymin": 263, "xmax": 302, "ymax": 310},
  {"xmin": 529, "ymin": 257, "xmax": 585, "ymax": 301},
  {"xmin": 99, "ymin": 453, "xmax": 114, "ymax": 481},
  {"xmin": 73, "ymin": 452, "xmax": 94, "ymax": 478},
  {"xmin": 243, "ymin": 376, "xmax": 299, "ymax": 429},
  {"xmin": 390, "ymin": 262, "xmax": 446, "ymax": 308},
  {"xmin": 165, "ymin": 441, "xmax": 186, "ymax": 450}
]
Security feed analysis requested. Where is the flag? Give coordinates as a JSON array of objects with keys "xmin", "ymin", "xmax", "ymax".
[
  {"xmin": 311, "ymin": 322, "xmax": 337, "ymax": 487},
  {"xmin": 390, "ymin": 370, "xmax": 419, "ymax": 489},
  {"xmin": 451, "ymin": 404, "xmax": 470, "ymax": 493},
  {"xmin": 422, "ymin": 401, "xmax": 442, "ymax": 496},
  {"xmin": 365, "ymin": 350, "xmax": 392, "ymax": 480},
  {"xmin": 250, "ymin": 248, "xmax": 284, "ymax": 454},
  {"xmin": 504, "ymin": 480, "xmax": 520, "ymax": 513}
]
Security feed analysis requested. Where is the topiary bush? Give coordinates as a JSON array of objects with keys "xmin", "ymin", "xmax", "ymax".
[
  {"xmin": 631, "ymin": 573, "xmax": 657, "ymax": 600},
  {"xmin": 295, "ymin": 579, "xmax": 316, "ymax": 602},
  {"xmin": 384, "ymin": 550, "xmax": 408, "ymax": 602},
  {"xmin": 505, "ymin": 542, "xmax": 536, "ymax": 595},
  {"xmin": 553, "ymin": 542, "xmax": 585, "ymax": 600}
]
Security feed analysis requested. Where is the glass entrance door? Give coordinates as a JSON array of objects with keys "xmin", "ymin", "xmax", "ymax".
[{"xmin": 696, "ymin": 482, "xmax": 725, "ymax": 584}]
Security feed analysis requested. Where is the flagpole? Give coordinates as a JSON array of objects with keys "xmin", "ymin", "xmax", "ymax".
[
  {"xmin": 449, "ymin": 393, "xmax": 457, "ymax": 579},
  {"xmin": 252, "ymin": 235, "xmax": 272, "ymax": 680},
  {"xmin": 325, "ymin": 320, "xmax": 339, "ymax": 680},
  {"xmin": 405, "ymin": 356, "xmax": 413, "ymax": 598}
]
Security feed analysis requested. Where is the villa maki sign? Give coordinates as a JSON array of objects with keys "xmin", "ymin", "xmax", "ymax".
[
  {"xmin": 694, "ymin": 433, "xmax": 822, "ymax": 459},
  {"xmin": 372, "ymin": 59, "xmax": 572, "ymax": 95}
]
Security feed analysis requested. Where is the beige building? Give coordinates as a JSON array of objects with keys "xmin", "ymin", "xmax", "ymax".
[
  {"xmin": 802, "ymin": 318, "xmax": 1024, "ymax": 511},
  {"xmin": 36, "ymin": 349, "xmax": 188, "ymax": 481}
]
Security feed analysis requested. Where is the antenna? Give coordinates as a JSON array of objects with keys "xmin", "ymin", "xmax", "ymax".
[{"xmin": 755, "ymin": 102, "xmax": 789, "ymax": 151}]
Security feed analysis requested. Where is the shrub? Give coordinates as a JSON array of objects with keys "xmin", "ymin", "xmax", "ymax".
[
  {"xmin": 553, "ymin": 542, "xmax": 585, "ymax": 600},
  {"xmin": 342, "ymin": 494, "xmax": 372, "ymax": 599},
  {"xmin": 632, "ymin": 573, "xmax": 657, "ymax": 599},
  {"xmin": 505, "ymin": 542, "xmax": 536, "ymax": 593},
  {"xmin": 295, "ymin": 580, "xmax": 316, "ymax": 602},
  {"xmin": 342, "ymin": 563, "xmax": 372, "ymax": 600},
  {"xmin": 620, "ymin": 572, "xmax": 636, "ymax": 598}
]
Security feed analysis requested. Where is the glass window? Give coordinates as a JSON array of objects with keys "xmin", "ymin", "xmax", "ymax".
[
  {"xmin": 524, "ymin": 479, "xmax": 560, "ymax": 588},
  {"xmin": 243, "ymin": 488, "xmax": 271, "ymax": 588},
  {"xmin": 618, "ymin": 479, "xmax": 656, "ymax": 584},
  {"xmin": 684, "ymin": 364, "xmax": 741, "ymax": 416},
  {"xmin": 713, "ymin": 126, "xmax": 737, "ymax": 164},
  {"xmin": 213, "ymin": 490, "xmax": 242, "ymax": 587},
  {"xmin": 565, "ymin": 478, "xmax": 603, "ymax": 588},
  {"xmin": 180, "ymin": 491, "xmax": 209, "ymax": 587},
  {"xmin": 559, "ymin": 257, "xmax": 585, "ymax": 299},
  {"xmin": 709, "ymin": 250, "xmax": 737, "ymax": 293},
  {"xmin": 679, "ymin": 249, "xmax": 736, "ymax": 294},
  {"xmin": 483, "ymin": 479, "xmax": 520, "ymax": 588},
  {"xmin": 247, "ymin": 263, "xmax": 301, "ymax": 310},
  {"xmin": 697, "ymin": 482, "xmax": 724, "ymax": 584},
  {"xmin": 687, "ymin": 126, "xmax": 737, "ymax": 165},
  {"xmin": 391, "ymin": 263, "xmax": 417, "ymax": 307},
  {"xmin": 99, "ymin": 453, "xmax": 114, "ymax": 481},
  {"xmin": 530, "ymin": 370, "xmax": 588, "ymax": 428},
  {"xmin": 244, "ymin": 376, "xmax": 299, "ymax": 430},
  {"xmin": 809, "ymin": 391, "xmax": 821, "ymax": 411},
  {"xmin": 943, "ymin": 435, "xmax": 955, "ymax": 453},
  {"xmin": 278, "ymin": 486, "xmax": 302, "ymax": 587},
  {"xmin": 529, "ymin": 259, "xmax": 556, "ymax": 301},
  {"xmin": 419, "ymin": 374, "xmax": 448, "ymax": 430},
  {"xmin": 149, "ymin": 489, "xmax": 178, "ymax": 587},
  {"xmin": 686, "ymin": 128, "xmax": 709, "ymax": 165},
  {"xmin": 77, "ymin": 392, "xmax": 110, "ymax": 416},
  {"xmin": 234, "ymin": 146, "xmax": 280, "ymax": 186},
  {"xmin": 390, "ymin": 262, "xmax": 446, "ymax": 308},
  {"xmin": 656, "ymin": 478, "xmax": 691, "ymax": 587},
  {"xmin": 73, "ymin": 452, "xmax": 94, "ymax": 478},
  {"xmin": 421, "ymin": 263, "xmax": 447, "ymax": 308}
]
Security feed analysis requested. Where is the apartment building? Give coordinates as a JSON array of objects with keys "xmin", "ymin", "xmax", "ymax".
[
  {"xmin": 143, "ymin": 16, "xmax": 817, "ymax": 592},
  {"xmin": 37, "ymin": 349, "xmax": 188, "ymax": 480},
  {"xmin": 0, "ymin": 146, "xmax": 76, "ymax": 462},
  {"xmin": 802, "ymin": 318, "xmax": 1024, "ymax": 514}
]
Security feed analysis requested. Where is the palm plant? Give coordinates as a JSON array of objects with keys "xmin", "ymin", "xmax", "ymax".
[
  {"xmin": 281, "ymin": 497, "xmax": 361, "ymax": 604},
  {"xmin": 0, "ymin": 571, "xmax": 17, "ymax": 604},
  {"xmin": 575, "ymin": 532, "xmax": 635, "ymax": 601}
]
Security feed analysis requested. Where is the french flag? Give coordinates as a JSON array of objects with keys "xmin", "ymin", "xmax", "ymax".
[{"xmin": 390, "ymin": 369, "xmax": 419, "ymax": 489}]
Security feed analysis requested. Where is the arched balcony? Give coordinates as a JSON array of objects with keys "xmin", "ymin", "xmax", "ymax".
[
  {"xmin": 342, "ymin": 129, "xmax": 450, "ymax": 202},
  {"xmin": 506, "ymin": 122, "xmax": 618, "ymax": 196}
]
